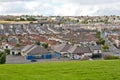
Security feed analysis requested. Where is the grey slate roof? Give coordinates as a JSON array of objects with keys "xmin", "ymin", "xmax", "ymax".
[
  {"xmin": 54, "ymin": 43, "xmax": 71, "ymax": 52},
  {"xmin": 68, "ymin": 46, "xmax": 92, "ymax": 54},
  {"xmin": 21, "ymin": 44, "xmax": 34, "ymax": 52},
  {"xmin": 90, "ymin": 45, "xmax": 101, "ymax": 50},
  {"xmin": 26, "ymin": 45, "xmax": 49, "ymax": 55},
  {"xmin": 11, "ymin": 46, "xmax": 24, "ymax": 50},
  {"xmin": 60, "ymin": 44, "xmax": 71, "ymax": 52}
]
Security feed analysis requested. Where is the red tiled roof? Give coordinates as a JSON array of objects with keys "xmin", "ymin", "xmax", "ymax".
[
  {"xmin": 2, "ymin": 42, "xmax": 16, "ymax": 46},
  {"xmin": 46, "ymin": 40, "xmax": 57, "ymax": 45}
]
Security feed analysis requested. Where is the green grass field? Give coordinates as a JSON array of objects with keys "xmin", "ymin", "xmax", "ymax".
[{"xmin": 0, "ymin": 60, "xmax": 120, "ymax": 80}]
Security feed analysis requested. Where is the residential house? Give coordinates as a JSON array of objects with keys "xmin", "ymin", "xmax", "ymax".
[
  {"xmin": 26, "ymin": 45, "xmax": 49, "ymax": 55},
  {"xmin": 53, "ymin": 43, "xmax": 92, "ymax": 59},
  {"xmin": 53, "ymin": 43, "xmax": 71, "ymax": 57},
  {"xmin": 21, "ymin": 44, "xmax": 35, "ymax": 56},
  {"xmin": 8, "ymin": 36, "xmax": 18, "ymax": 44},
  {"xmin": 1, "ymin": 42, "xmax": 15, "ymax": 50},
  {"xmin": 21, "ymin": 45, "xmax": 50, "ymax": 56},
  {"xmin": 23, "ymin": 45, "xmax": 52, "ymax": 60},
  {"xmin": 90, "ymin": 45, "xmax": 102, "ymax": 58},
  {"xmin": 67, "ymin": 46, "xmax": 92, "ymax": 59},
  {"xmin": 10, "ymin": 47, "xmax": 23, "ymax": 55},
  {"xmin": 90, "ymin": 45, "xmax": 102, "ymax": 54}
]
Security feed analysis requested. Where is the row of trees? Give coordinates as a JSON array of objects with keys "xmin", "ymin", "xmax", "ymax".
[
  {"xmin": 5, "ymin": 17, "xmax": 37, "ymax": 21},
  {"xmin": 80, "ymin": 16, "xmax": 110, "ymax": 24}
]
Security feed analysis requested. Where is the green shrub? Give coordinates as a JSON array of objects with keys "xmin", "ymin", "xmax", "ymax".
[
  {"xmin": 4, "ymin": 49, "xmax": 10, "ymax": 55},
  {"xmin": 35, "ymin": 41, "xmax": 41, "ymax": 46},
  {"xmin": 42, "ymin": 43, "xmax": 48, "ymax": 49},
  {"xmin": 0, "ymin": 52, "xmax": 6, "ymax": 64},
  {"xmin": 103, "ymin": 54, "xmax": 119, "ymax": 60}
]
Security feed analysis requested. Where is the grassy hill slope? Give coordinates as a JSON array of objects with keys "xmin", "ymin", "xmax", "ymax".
[{"xmin": 0, "ymin": 60, "xmax": 120, "ymax": 80}]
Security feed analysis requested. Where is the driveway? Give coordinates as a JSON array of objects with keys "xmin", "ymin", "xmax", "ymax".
[{"xmin": 6, "ymin": 55, "xmax": 31, "ymax": 64}]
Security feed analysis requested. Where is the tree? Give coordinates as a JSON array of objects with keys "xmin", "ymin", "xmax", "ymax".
[
  {"xmin": 35, "ymin": 41, "xmax": 41, "ymax": 46},
  {"xmin": 42, "ymin": 43, "xmax": 48, "ymax": 49},
  {"xmin": 18, "ymin": 38, "xmax": 22, "ymax": 43},
  {"xmin": 100, "ymin": 39, "xmax": 105, "ymax": 45},
  {"xmin": 81, "ymin": 20, "xmax": 88, "ymax": 24},
  {"xmin": 102, "ymin": 44, "xmax": 109, "ymax": 51},
  {"xmin": 104, "ymin": 19, "xmax": 109, "ymax": 24},
  {"xmin": 96, "ymin": 38, "xmax": 105, "ymax": 45},
  {"xmin": 96, "ymin": 31, "xmax": 101, "ymax": 38},
  {"xmin": 0, "ymin": 36, "xmax": 4, "ymax": 41},
  {"xmin": 15, "ymin": 43, "xmax": 21, "ymax": 47},
  {"xmin": 104, "ymin": 17, "xmax": 109, "ymax": 24},
  {"xmin": 4, "ymin": 49, "xmax": 10, "ymax": 55},
  {"xmin": 4, "ymin": 18, "xmax": 12, "ymax": 21},
  {"xmin": 0, "ymin": 37, "xmax": 4, "ymax": 45},
  {"xmin": 27, "ymin": 17, "xmax": 37, "ymax": 21},
  {"xmin": 20, "ymin": 18, "xmax": 25, "ymax": 21},
  {"xmin": 30, "ymin": 21, "xmax": 33, "ymax": 24},
  {"xmin": 0, "ymin": 51, "xmax": 6, "ymax": 64}
]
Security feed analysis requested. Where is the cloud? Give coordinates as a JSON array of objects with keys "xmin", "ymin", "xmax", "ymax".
[
  {"xmin": 0, "ymin": 0, "xmax": 54, "ymax": 15},
  {"xmin": 53, "ymin": 0, "xmax": 120, "ymax": 16},
  {"xmin": 53, "ymin": 4, "xmax": 99, "ymax": 16},
  {"xmin": 54, "ymin": 0, "xmax": 120, "ymax": 5},
  {"xmin": 0, "ymin": 0, "xmax": 32, "ymax": 2},
  {"xmin": 0, "ymin": 0, "xmax": 120, "ymax": 16},
  {"xmin": 0, "ymin": 1, "xmax": 28, "ymax": 15}
]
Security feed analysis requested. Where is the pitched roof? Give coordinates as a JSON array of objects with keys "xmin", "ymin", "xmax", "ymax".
[
  {"xmin": 54, "ymin": 43, "xmax": 71, "ymax": 52},
  {"xmin": 26, "ymin": 45, "xmax": 49, "ymax": 55},
  {"xmin": 21, "ymin": 44, "xmax": 34, "ymax": 52},
  {"xmin": 11, "ymin": 46, "xmax": 24, "ymax": 50},
  {"xmin": 90, "ymin": 45, "xmax": 101, "ymax": 50},
  {"xmin": 67, "ymin": 46, "xmax": 76, "ymax": 53},
  {"xmin": 60, "ymin": 44, "xmax": 71, "ymax": 52},
  {"xmin": 68, "ymin": 46, "xmax": 92, "ymax": 54},
  {"xmin": 2, "ymin": 42, "xmax": 16, "ymax": 46}
]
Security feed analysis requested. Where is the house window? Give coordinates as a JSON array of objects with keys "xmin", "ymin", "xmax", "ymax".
[
  {"xmin": 6, "ymin": 46, "xmax": 8, "ymax": 49},
  {"xmin": 97, "ymin": 50, "xmax": 99, "ymax": 53}
]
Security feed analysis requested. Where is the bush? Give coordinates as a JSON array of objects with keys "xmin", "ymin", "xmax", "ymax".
[
  {"xmin": 102, "ymin": 44, "xmax": 109, "ymax": 51},
  {"xmin": 15, "ymin": 43, "xmax": 21, "ymax": 47},
  {"xmin": 4, "ymin": 49, "xmax": 10, "ymax": 55},
  {"xmin": 35, "ymin": 41, "xmax": 41, "ymax": 46},
  {"xmin": 103, "ymin": 54, "xmax": 119, "ymax": 60},
  {"xmin": 0, "ymin": 52, "xmax": 6, "ymax": 64},
  {"xmin": 42, "ymin": 43, "xmax": 48, "ymax": 49},
  {"xmin": 92, "ymin": 53, "xmax": 102, "ymax": 58}
]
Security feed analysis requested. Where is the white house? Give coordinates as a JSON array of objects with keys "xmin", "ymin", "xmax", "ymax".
[
  {"xmin": 1, "ymin": 42, "xmax": 14, "ymax": 50},
  {"xmin": 10, "ymin": 47, "xmax": 23, "ymax": 55}
]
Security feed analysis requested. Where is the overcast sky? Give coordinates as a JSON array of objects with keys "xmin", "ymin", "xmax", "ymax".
[{"xmin": 0, "ymin": 0, "xmax": 120, "ymax": 16}]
